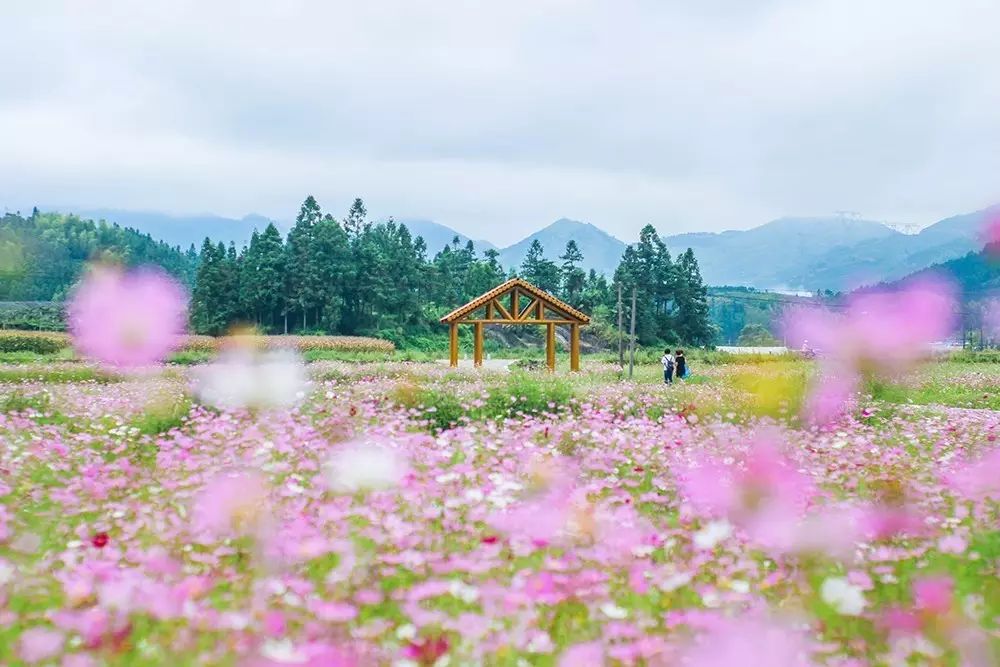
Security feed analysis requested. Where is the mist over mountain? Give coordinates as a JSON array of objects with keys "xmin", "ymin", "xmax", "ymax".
[
  {"xmin": 39, "ymin": 204, "xmax": 994, "ymax": 292},
  {"xmin": 497, "ymin": 219, "xmax": 627, "ymax": 276},
  {"xmin": 50, "ymin": 208, "xmax": 277, "ymax": 249},
  {"xmin": 394, "ymin": 219, "xmax": 496, "ymax": 255}
]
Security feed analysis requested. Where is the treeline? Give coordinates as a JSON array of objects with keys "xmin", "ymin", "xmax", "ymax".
[
  {"xmin": 0, "ymin": 199, "xmax": 716, "ymax": 346},
  {"xmin": 0, "ymin": 210, "xmax": 196, "ymax": 301}
]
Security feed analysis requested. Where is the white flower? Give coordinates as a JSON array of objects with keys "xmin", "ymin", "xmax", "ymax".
[
  {"xmin": 821, "ymin": 577, "xmax": 867, "ymax": 616},
  {"xmin": 600, "ymin": 602, "xmax": 628, "ymax": 619},
  {"xmin": 324, "ymin": 443, "xmax": 408, "ymax": 493},
  {"xmin": 194, "ymin": 349, "xmax": 307, "ymax": 410},
  {"xmin": 693, "ymin": 520, "xmax": 732, "ymax": 550},
  {"xmin": 260, "ymin": 638, "xmax": 306, "ymax": 663},
  {"xmin": 0, "ymin": 559, "xmax": 13, "ymax": 586}
]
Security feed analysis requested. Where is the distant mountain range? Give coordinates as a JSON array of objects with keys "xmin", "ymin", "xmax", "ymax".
[
  {"xmin": 41, "ymin": 205, "xmax": 997, "ymax": 291},
  {"xmin": 51, "ymin": 208, "xmax": 275, "ymax": 249}
]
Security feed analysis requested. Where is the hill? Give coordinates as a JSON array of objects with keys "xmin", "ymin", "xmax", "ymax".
[
  {"xmin": 663, "ymin": 208, "xmax": 996, "ymax": 291},
  {"xmin": 393, "ymin": 219, "xmax": 496, "ymax": 256},
  {"xmin": 498, "ymin": 218, "xmax": 627, "ymax": 275},
  {"xmin": 50, "ymin": 208, "xmax": 277, "ymax": 249}
]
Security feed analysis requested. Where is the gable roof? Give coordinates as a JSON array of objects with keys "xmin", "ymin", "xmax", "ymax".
[{"xmin": 439, "ymin": 278, "xmax": 590, "ymax": 324}]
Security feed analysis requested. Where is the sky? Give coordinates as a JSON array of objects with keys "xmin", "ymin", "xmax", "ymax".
[{"xmin": 2, "ymin": 1, "xmax": 999, "ymax": 246}]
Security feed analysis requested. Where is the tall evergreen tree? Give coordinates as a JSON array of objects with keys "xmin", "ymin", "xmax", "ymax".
[
  {"xmin": 520, "ymin": 239, "xmax": 560, "ymax": 294},
  {"xmin": 559, "ymin": 240, "xmax": 586, "ymax": 307}
]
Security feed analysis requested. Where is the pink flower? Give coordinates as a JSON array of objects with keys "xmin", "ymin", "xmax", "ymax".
[
  {"xmin": 986, "ymin": 299, "xmax": 1000, "ymax": 338},
  {"xmin": 680, "ymin": 615, "xmax": 814, "ymax": 667},
  {"xmin": 945, "ymin": 449, "xmax": 1000, "ymax": 501},
  {"xmin": 558, "ymin": 641, "xmax": 605, "ymax": 666},
  {"xmin": 680, "ymin": 433, "xmax": 814, "ymax": 551},
  {"xmin": 19, "ymin": 627, "xmax": 64, "ymax": 663},
  {"xmin": 192, "ymin": 469, "xmax": 270, "ymax": 536},
  {"xmin": 983, "ymin": 211, "xmax": 1000, "ymax": 255},
  {"xmin": 913, "ymin": 576, "xmax": 953, "ymax": 615},
  {"xmin": 802, "ymin": 369, "xmax": 858, "ymax": 425},
  {"xmin": 67, "ymin": 265, "xmax": 187, "ymax": 368},
  {"xmin": 402, "ymin": 636, "xmax": 449, "ymax": 665},
  {"xmin": 784, "ymin": 278, "xmax": 956, "ymax": 369}
]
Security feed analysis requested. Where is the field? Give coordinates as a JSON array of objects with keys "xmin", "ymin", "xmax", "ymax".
[{"xmin": 1, "ymin": 356, "xmax": 999, "ymax": 665}]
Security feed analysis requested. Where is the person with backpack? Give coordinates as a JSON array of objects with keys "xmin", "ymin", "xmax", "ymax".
[
  {"xmin": 661, "ymin": 348, "xmax": 674, "ymax": 384},
  {"xmin": 675, "ymin": 349, "xmax": 687, "ymax": 380}
]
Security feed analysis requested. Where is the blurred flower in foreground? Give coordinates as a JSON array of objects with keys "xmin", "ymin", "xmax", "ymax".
[
  {"xmin": 558, "ymin": 641, "xmax": 604, "ymax": 666},
  {"xmin": 193, "ymin": 469, "xmax": 270, "ymax": 537},
  {"xmin": 324, "ymin": 442, "xmax": 408, "ymax": 493},
  {"xmin": 821, "ymin": 577, "xmax": 867, "ymax": 616},
  {"xmin": 193, "ymin": 348, "xmax": 307, "ymax": 410},
  {"xmin": 680, "ymin": 433, "xmax": 815, "ymax": 552},
  {"xmin": 67, "ymin": 265, "xmax": 187, "ymax": 368},
  {"xmin": 944, "ymin": 448, "xmax": 1000, "ymax": 501},
  {"xmin": 783, "ymin": 277, "xmax": 956, "ymax": 423},
  {"xmin": 679, "ymin": 614, "xmax": 814, "ymax": 667},
  {"xmin": 19, "ymin": 627, "xmax": 65, "ymax": 664},
  {"xmin": 985, "ymin": 299, "xmax": 1000, "ymax": 339},
  {"xmin": 982, "ymin": 210, "xmax": 1000, "ymax": 255}
]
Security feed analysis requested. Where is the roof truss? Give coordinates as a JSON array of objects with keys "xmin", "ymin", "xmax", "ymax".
[{"xmin": 439, "ymin": 278, "xmax": 590, "ymax": 325}]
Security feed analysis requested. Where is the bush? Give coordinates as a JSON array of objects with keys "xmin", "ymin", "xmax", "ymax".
[{"xmin": 0, "ymin": 332, "xmax": 69, "ymax": 354}]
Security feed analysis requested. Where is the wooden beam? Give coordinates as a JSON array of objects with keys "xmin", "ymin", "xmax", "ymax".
[
  {"xmin": 511, "ymin": 288, "xmax": 519, "ymax": 321},
  {"xmin": 492, "ymin": 298, "xmax": 513, "ymax": 320},
  {"xmin": 570, "ymin": 323, "xmax": 580, "ymax": 371},
  {"xmin": 473, "ymin": 322, "xmax": 484, "ymax": 367},
  {"xmin": 459, "ymin": 319, "xmax": 577, "ymax": 325},
  {"xmin": 518, "ymin": 298, "xmax": 538, "ymax": 320},
  {"xmin": 546, "ymin": 322, "xmax": 556, "ymax": 372},
  {"xmin": 449, "ymin": 322, "xmax": 459, "ymax": 367}
]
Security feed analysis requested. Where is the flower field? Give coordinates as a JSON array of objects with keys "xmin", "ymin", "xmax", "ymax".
[{"xmin": 1, "ymin": 358, "xmax": 998, "ymax": 666}]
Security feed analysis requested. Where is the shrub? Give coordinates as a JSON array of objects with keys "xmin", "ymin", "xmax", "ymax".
[{"xmin": 0, "ymin": 331, "xmax": 69, "ymax": 354}]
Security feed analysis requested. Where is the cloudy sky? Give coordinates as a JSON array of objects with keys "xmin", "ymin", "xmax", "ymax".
[{"xmin": 2, "ymin": 1, "xmax": 999, "ymax": 245}]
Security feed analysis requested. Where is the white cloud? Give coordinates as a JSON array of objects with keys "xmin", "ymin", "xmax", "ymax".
[{"xmin": 1, "ymin": 0, "xmax": 999, "ymax": 244}]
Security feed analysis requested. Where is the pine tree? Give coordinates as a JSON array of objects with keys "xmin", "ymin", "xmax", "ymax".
[
  {"xmin": 520, "ymin": 239, "xmax": 560, "ymax": 294},
  {"xmin": 559, "ymin": 240, "xmax": 586, "ymax": 307}
]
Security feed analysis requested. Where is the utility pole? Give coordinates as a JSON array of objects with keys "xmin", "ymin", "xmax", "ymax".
[
  {"xmin": 617, "ymin": 283, "xmax": 624, "ymax": 367},
  {"xmin": 628, "ymin": 286, "xmax": 637, "ymax": 379}
]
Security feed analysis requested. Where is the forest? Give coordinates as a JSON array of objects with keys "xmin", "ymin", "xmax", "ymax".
[{"xmin": 0, "ymin": 198, "xmax": 716, "ymax": 347}]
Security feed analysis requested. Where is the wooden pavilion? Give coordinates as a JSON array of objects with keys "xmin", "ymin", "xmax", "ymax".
[{"xmin": 440, "ymin": 278, "xmax": 590, "ymax": 371}]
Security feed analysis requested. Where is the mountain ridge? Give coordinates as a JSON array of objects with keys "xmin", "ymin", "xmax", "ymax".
[{"xmin": 36, "ymin": 205, "xmax": 995, "ymax": 291}]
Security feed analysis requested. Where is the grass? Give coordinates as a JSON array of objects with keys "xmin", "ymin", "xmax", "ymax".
[{"xmin": 0, "ymin": 365, "xmax": 121, "ymax": 383}]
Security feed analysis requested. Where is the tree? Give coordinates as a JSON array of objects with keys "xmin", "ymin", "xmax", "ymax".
[
  {"xmin": 737, "ymin": 323, "xmax": 778, "ymax": 346},
  {"xmin": 520, "ymin": 239, "xmax": 560, "ymax": 294},
  {"xmin": 559, "ymin": 240, "xmax": 586, "ymax": 307},
  {"xmin": 673, "ymin": 248, "xmax": 714, "ymax": 345}
]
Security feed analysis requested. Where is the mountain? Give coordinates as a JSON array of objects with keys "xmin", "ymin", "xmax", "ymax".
[
  {"xmin": 48, "ymin": 208, "xmax": 278, "ymax": 249},
  {"xmin": 663, "ymin": 208, "xmax": 996, "ymax": 291},
  {"xmin": 498, "ymin": 218, "xmax": 627, "ymax": 276},
  {"xmin": 880, "ymin": 246, "xmax": 1000, "ymax": 296},
  {"xmin": 394, "ymin": 218, "xmax": 496, "ymax": 255}
]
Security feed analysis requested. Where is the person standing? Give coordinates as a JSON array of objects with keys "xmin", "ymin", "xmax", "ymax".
[
  {"xmin": 661, "ymin": 348, "xmax": 674, "ymax": 384},
  {"xmin": 675, "ymin": 349, "xmax": 687, "ymax": 380}
]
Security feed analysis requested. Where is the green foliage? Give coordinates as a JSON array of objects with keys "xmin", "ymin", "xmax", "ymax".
[
  {"xmin": 0, "ymin": 366, "xmax": 120, "ymax": 383},
  {"xmin": 0, "ymin": 332, "xmax": 66, "ymax": 354},
  {"xmin": 0, "ymin": 390, "xmax": 52, "ymax": 413},
  {"xmin": 0, "ymin": 211, "xmax": 195, "ymax": 301},
  {"xmin": 736, "ymin": 322, "xmax": 779, "ymax": 346},
  {"xmin": 390, "ymin": 373, "xmax": 577, "ymax": 431}
]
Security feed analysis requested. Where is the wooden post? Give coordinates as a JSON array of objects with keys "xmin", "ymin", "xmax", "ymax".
[
  {"xmin": 570, "ymin": 323, "xmax": 580, "ymax": 371},
  {"xmin": 628, "ymin": 286, "xmax": 637, "ymax": 379},
  {"xmin": 449, "ymin": 322, "xmax": 459, "ymax": 367},
  {"xmin": 473, "ymin": 322, "xmax": 484, "ymax": 367},
  {"xmin": 546, "ymin": 322, "xmax": 556, "ymax": 372},
  {"xmin": 617, "ymin": 283, "xmax": 624, "ymax": 367},
  {"xmin": 512, "ymin": 288, "xmax": 519, "ymax": 321}
]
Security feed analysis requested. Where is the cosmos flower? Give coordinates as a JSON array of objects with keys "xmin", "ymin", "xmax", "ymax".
[
  {"xmin": 680, "ymin": 615, "xmax": 814, "ymax": 667},
  {"xmin": 558, "ymin": 641, "xmax": 604, "ymax": 667},
  {"xmin": 19, "ymin": 627, "xmax": 65, "ymax": 664},
  {"xmin": 821, "ymin": 577, "xmax": 867, "ymax": 616},
  {"xmin": 193, "ymin": 348, "xmax": 307, "ymax": 410},
  {"xmin": 193, "ymin": 469, "xmax": 270, "ymax": 537},
  {"xmin": 67, "ymin": 265, "xmax": 187, "ymax": 368},
  {"xmin": 324, "ymin": 442, "xmax": 408, "ymax": 493}
]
